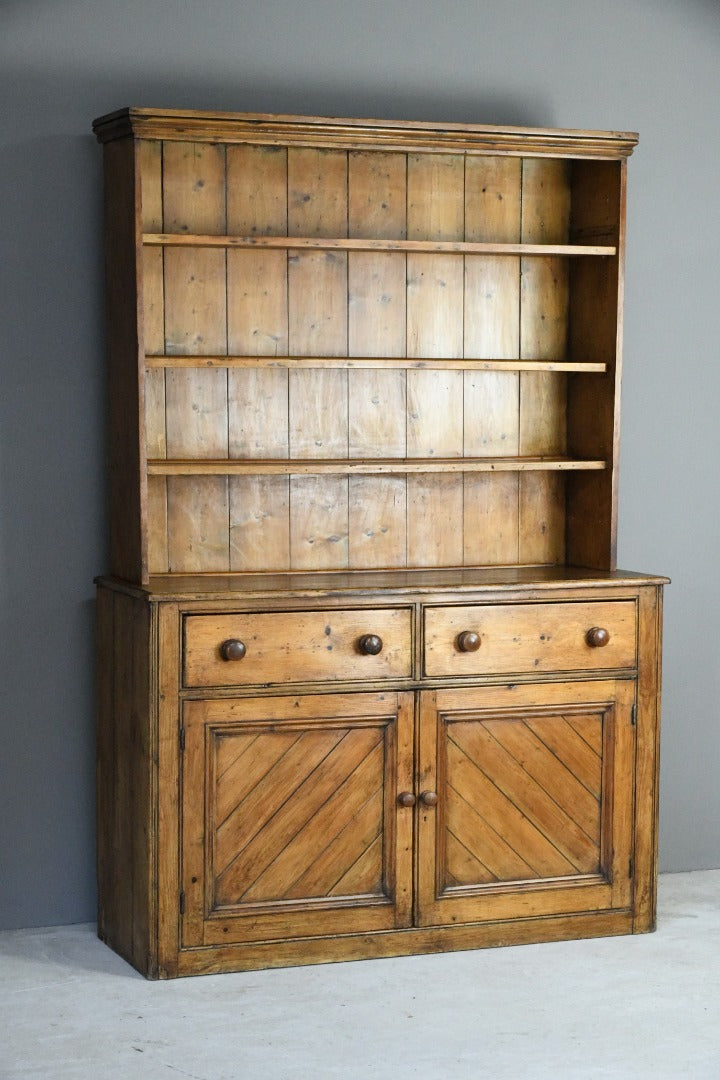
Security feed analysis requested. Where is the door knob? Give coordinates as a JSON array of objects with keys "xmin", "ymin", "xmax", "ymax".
[
  {"xmin": 220, "ymin": 638, "xmax": 246, "ymax": 661},
  {"xmin": 419, "ymin": 790, "xmax": 438, "ymax": 807},
  {"xmin": 358, "ymin": 634, "xmax": 383, "ymax": 655},
  {"xmin": 456, "ymin": 630, "xmax": 481, "ymax": 653}
]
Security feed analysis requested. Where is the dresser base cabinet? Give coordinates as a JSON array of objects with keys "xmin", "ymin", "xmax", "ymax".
[{"xmin": 96, "ymin": 572, "xmax": 664, "ymax": 978}]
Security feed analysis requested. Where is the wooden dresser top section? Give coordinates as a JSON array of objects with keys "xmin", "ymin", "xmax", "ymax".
[{"xmin": 93, "ymin": 108, "xmax": 638, "ymax": 158}]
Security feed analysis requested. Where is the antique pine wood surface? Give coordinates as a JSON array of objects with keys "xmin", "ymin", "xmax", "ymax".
[
  {"xmin": 415, "ymin": 680, "xmax": 635, "ymax": 928},
  {"xmin": 423, "ymin": 599, "xmax": 637, "ymax": 677},
  {"xmin": 96, "ymin": 577, "xmax": 664, "ymax": 978},
  {"xmin": 94, "ymin": 109, "xmax": 664, "ymax": 979},
  {"xmin": 93, "ymin": 108, "xmax": 638, "ymax": 158},
  {"xmin": 183, "ymin": 607, "xmax": 413, "ymax": 686},
  {"xmin": 96, "ymin": 587, "xmax": 157, "ymax": 975},
  {"xmin": 97, "ymin": 113, "xmax": 638, "ymax": 583},
  {"xmin": 143, "ymin": 234, "xmax": 616, "ymax": 255},
  {"xmin": 182, "ymin": 692, "xmax": 414, "ymax": 947},
  {"xmin": 98, "ymin": 565, "xmax": 669, "ymax": 602}
]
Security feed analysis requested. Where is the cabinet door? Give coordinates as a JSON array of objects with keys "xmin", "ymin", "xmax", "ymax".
[
  {"xmin": 181, "ymin": 691, "xmax": 414, "ymax": 947},
  {"xmin": 416, "ymin": 680, "xmax": 635, "ymax": 927}
]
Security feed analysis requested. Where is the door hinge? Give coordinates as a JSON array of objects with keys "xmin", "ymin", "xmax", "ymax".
[
  {"xmin": 631, "ymin": 704, "xmax": 637, "ymax": 727},
  {"xmin": 180, "ymin": 726, "xmax": 186, "ymax": 751},
  {"xmin": 179, "ymin": 891, "xmax": 186, "ymax": 915}
]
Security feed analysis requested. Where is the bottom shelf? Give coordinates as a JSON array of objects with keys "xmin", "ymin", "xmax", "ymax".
[{"xmin": 146, "ymin": 469, "xmax": 576, "ymax": 576}]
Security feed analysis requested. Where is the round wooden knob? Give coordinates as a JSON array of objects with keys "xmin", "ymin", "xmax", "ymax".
[
  {"xmin": 456, "ymin": 630, "xmax": 481, "ymax": 653},
  {"xmin": 397, "ymin": 791, "xmax": 416, "ymax": 808},
  {"xmin": 358, "ymin": 634, "xmax": 383, "ymax": 656},
  {"xmin": 586, "ymin": 627, "xmax": 610, "ymax": 648},
  {"xmin": 420, "ymin": 790, "xmax": 438, "ymax": 807},
  {"xmin": 220, "ymin": 638, "xmax": 247, "ymax": 661}
]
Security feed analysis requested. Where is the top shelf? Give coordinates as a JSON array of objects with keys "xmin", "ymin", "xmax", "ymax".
[{"xmin": 143, "ymin": 234, "xmax": 617, "ymax": 257}]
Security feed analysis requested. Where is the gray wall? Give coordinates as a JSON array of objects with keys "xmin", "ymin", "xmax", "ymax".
[{"xmin": 1, "ymin": 0, "xmax": 718, "ymax": 930}]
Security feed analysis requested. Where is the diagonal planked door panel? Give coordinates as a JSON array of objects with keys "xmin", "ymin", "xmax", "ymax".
[
  {"xmin": 182, "ymin": 692, "xmax": 414, "ymax": 947},
  {"xmin": 446, "ymin": 711, "xmax": 602, "ymax": 884},
  {"xmin": 417, "ymin": 680, "xmax": 635, "ymax": 927}
]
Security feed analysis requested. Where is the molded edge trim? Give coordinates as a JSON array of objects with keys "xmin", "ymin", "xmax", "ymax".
[{"xmin": 93, "ymin": 107, "xmax": 638, "ymax": 158}]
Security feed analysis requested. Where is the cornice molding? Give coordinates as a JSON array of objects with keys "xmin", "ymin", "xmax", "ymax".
[{"xmin": 93, "ymin": 107, "xmax": 638, "ymax": 158}]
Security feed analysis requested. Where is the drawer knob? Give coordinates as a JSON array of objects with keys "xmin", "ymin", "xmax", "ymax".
[
  {"xmin": 586, "ymin": 626, "xmax": 610, "ymax": 648},
  {"xmin": 358, "ymin": 633, "xmax": 383, "ymax": 656},
  {"xmin": 220, "ymin": 638, "xmax": 247, "ymax": 661},
  {"xmin": 456, "ymin": 630, "xmax": 481, "ymax": 653},
  {"xmin": 397, "ymin": 791, "xmax": 416, "ymax": 808},
  {"xmin": 420, "ymin": 790, "xmax": 438, "ymax": 807}
]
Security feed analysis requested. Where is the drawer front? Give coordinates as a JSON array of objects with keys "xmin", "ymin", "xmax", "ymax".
[
  {"xmin": 184, "ymin": 608, "xmax": 412, "ymax": 687},
  {"xmin": 424, "ymin": 601, "xmax": 636, "ymax": 677}
]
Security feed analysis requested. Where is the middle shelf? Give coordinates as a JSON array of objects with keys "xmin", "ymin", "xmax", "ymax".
[
  {"xmin": 143, "ymin": 233, "xmax": 617, "ymax": 256},
  {"xmin": 146, "ymin": 457, "xmax": 606, "ymax": 476},
  {"xmin": 145, "ymin": 355, "xmax": 608, "ymax": 373}
]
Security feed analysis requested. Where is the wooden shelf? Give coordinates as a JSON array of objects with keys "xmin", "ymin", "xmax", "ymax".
[
  {"xmin": 145, "ymin": 355, "xmax": 607, "ymax": 373},
  {"xmin": 143, "ymin": 233, "xmax": 616, "ymax": 257},
  {"xmin": 147, "ymin": 457, "xmax": 606, "ymax": 477}
]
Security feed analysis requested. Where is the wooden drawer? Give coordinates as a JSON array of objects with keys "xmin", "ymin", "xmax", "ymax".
[
  {"xmin": 184, "ymin": 608, "xmax": 412, "ymax": 687},
  {"xmin": 423, "ymin": 601, "xmax": 636, "ymax": 677}
]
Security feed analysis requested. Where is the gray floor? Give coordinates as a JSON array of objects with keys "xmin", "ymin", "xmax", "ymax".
[{"xmin": 1, "ymin": 870, "xmax": 719, "ymax": 1080}]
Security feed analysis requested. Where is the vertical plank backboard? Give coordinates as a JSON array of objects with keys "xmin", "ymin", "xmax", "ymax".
[
  {"xmin": 163, "ymin": 142, "xmax": 229, "ymax": 571},
  {"xmin": 407, "ymin": 475, "xmax": 463, "ymax": 568},
  {"xmin": 463, "ymin": 156, "xmax": 521, "ymax": 565},
  {"xmin": 289, "ymin": 475, "xmax": 349, "ymax": 570},
  {"xmin": 407, "ymin": 371, "xmax": 463, "ymax": 458},
  {"xmin": 348, "ymin": 476, "xmax": 407, "ymax": 569},
  {"xmin": 288, "ymin": 149, "xmax": 349, "ymax": 569},
  {"xmin": 289, "ymin": 369, "xmax": 348, "ymax": 458},
  {"xmin": 348, "ymin": 152, "xmax": 408, "ymax": 568},
  {"xmin": 227, "ymin": 144, "xmax": 288, "ymax": 236},
  {"xmin": 230, "ymin": 475, "xmax": 290, "ymax": 572},
  {"xmin": 227, "ymin": 145, "xmax": 290, "ymax": 571},
  {"xmin": 518, "ymin": 473, "xmax": 565, "ymax": 564},
  {"xmin": 166, "ymin": 477, "xmax": 231, "ymax": 572},
  {"xmin": 288, "ymin": 251, "xmax": 347, "ymax": 356},
  {"xmin": 519, "ymin": 159, "xmax": 570, "ymax": 564},
  {"xmin": 463, "ymin": 474, "xmax": 520, "ymax": 565},
  {"xmin": 349, "ymin": 370, "xmax": 406, "ymax": 459},
  {"xmin": 406, "ymin": 154, "xmax": 464, "ymax": 567},
  {"xmin": 348, "ymin": 253, "xmax": 406, "ymax": 359}
]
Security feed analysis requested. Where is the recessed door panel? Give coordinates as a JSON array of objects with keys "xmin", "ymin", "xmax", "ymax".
[
  {"xmin": 417, "ymin": 680, "xmax": 635, "ymax": 927},
  {"xmin": 182, "ymin": 692, "xmax": 414, "ymax": 947}
]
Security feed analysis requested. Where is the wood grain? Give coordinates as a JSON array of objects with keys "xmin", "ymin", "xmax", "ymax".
[
  {"xmin": 146, "ymin": 233, "xmax": 615, "ymax": 256},
  {"xmin": 181, "ymin": 692, "xmax": 414, "ymax": 945},
  {"xmin": 226, "ymin": 143, "xmax": 290, "ymax": 572},
  {"xmin": 423, "ymin": 600, "xmax": 637, "ymax": 677},
  {"xmin": 96, "ymin": 587, "xmax": 155, "ymax": 974},
  {"xmin": 184, "ymin": 607, "xmax": 412, "ymax": 685},
  {"xmin": 95, "ymin": 108, "xmax": 639, "ymax": 159},
  {"xmin": 96, "ymin": 111, "xmax": 661, "ymax": 982},
  {"xmin": 162, "ymin": 141, "xmax": 229, "ymax": 572}
]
